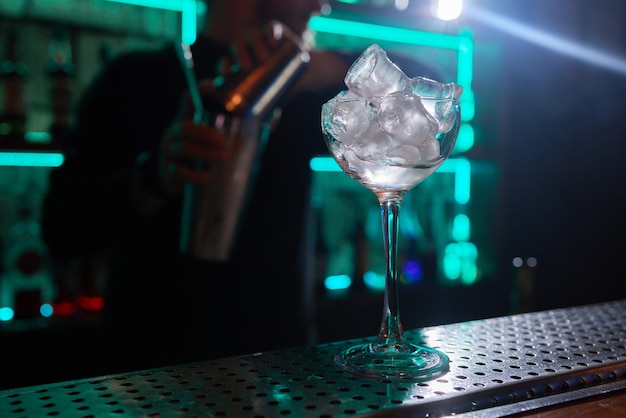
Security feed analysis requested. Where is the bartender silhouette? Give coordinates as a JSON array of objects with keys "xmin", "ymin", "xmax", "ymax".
[{"xmin": 42, "ymin": 0, "xmax": 351, "ymax": 373}]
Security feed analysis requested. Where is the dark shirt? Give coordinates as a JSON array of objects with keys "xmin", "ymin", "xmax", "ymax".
[{"xmin": 42, "ymin": 36, "xmax": 332, "ymax": 372}]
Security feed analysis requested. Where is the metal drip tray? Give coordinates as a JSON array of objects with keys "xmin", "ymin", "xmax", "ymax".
[{"xmin": 2, "ymin": 300, "xmax": 626, "ymax": 417}]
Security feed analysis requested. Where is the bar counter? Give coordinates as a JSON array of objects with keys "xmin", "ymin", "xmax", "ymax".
[{"xmin": 2, "ymin": 300, "xmax": 626, "ymax": 417}]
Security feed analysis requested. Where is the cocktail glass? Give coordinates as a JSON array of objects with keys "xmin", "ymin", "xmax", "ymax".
[{"xmin": 321, "ymin": 54, "xmax": 461, "ymax": 379}]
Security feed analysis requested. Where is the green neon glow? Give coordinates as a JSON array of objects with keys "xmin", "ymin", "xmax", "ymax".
[
  {"xmin": 324, "ymin": 274, "xmax": 352, "ymax": 290},
  {"xmin": 452, "ymin": 214, "xmax": 470, "ymax": 241},
  {"xmin": 105, "ymin": 0, "xmax": 181, "ymax": 11},
  {"xmin": 310, "ymin": 156, "xmax": 471, "ymax": 204},
  {"xmin": 438, "ymin": 158, "xmax": 471, "ymax": 204},
  {"xmin": 363, "ymin": 270, "xmax": 385, "ymax": 291},
  {"xmin": 309, "ymin": 16, "xmax": 463, "ymax": 49},
  {"xmin": 457, "ymin": 29, "xmax": 475, "ymax": 120},
  {"xmin": 105, "ymin": 0, "xmax": 197, "ymax": 44},
  {"xmin": 0, "ymin": 307, "xmax": 14, "ymax": 321},
  {"xmin": 461, "ymin": 263, "xmax": 477, "ymax": 285},
  {"xmin": 24, "ymin": 131, "xmax": 52, "ymax": 143},
  {"xmin": 443, "ymin": 241, "xmax": 477, "ymax": 283},
  {"xmin": 454, "ymin": 123, "xmax": 474, "ymax": 153},
  {"xmin": 443, "ymin": 252, "xmax": 461, "ymax": 280},
  {"xmin": 0, "ymin": 152, "xmax": 64, "ymax": 167},
  {"xmin": 40, "ymin": 303, "xmax": 53, "ymax": 318},
  {"xmin": 309, "ymin": 156, "xmax": 341, "ymax": 172},
  {"xmin": 308, "ymin": 16, "xmax": 475, "ymax": 121}
]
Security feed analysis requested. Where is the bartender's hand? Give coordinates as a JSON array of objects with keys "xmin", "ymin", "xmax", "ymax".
[
  {"xmin": 131, "ymin": 23, "xmax": 288, "ymax": 213},
  {"xmin": 154, "ymin": 24, "xmax": 283, "ymax": 197},
  {"xmin": 158, "ymin": 82, "xmax": 233, "ymax": 196},
  {"xmin": 130, "ymin": 83, "xmax": 232, "ymax": 216}
]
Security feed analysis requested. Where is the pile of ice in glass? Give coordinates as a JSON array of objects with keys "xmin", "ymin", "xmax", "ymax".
[{"xmin": 322, "ymin": 44, "xmax": 462, "ymax": 166}]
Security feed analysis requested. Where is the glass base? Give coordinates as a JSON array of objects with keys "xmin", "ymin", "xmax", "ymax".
[{"xmin": 335, "ymin": 341, "xmax": 449, "ymax": 380}]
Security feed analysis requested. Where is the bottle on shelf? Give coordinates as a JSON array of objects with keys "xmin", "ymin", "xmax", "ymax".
[
  {"xmin": 0, "ymin": 26, "xmax": 28, "ymax": 143},
  {"xmin": 1, "ymin": 190, "xmax": 53, "ymax": 320},
  {"xmin": 46, "ymin": 25, "xmax": 75, "ymax": 145}
]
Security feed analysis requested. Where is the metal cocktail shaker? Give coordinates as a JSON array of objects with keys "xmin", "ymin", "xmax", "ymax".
[{"xmin": 178, "ymin": 21, "xmax": 310, "ymax": 261}]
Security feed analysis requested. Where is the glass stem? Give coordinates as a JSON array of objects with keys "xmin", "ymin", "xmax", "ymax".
[{"xmin": 377, "ymin": 197, "xmax": 405, "ymax": 346}]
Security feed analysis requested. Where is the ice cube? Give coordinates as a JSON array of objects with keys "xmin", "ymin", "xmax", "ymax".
[
  {"xmin": 432, "ymin": 101, "xmax": 459, "ymax": 134},
  {"xmin": 407, "ymin": 76, "xmax": 462, "ymax": 100},
  {"xmin": 352, "ymin": 123, "xmax": 394, "ymax": 162},
  {"xmin": 345, "ymin": 44, "xmax": 409, "ymax": 98},
  {"xmin": 321, "ymin": 91, "xmax": 371, "ymax": 147},
  {"xmin": 386, "ymin": 144, "xmax": 422, "ymax": 165},
  {"xmin": 418, "ymin": 137, "xmax": 441, "ymax": 162},
  {"xmin": 407, "ymin": 76, "xmax": 463, "ymax": 133},
  {"xmin": 376, "ymin": 92, "xmax": 438, "ymax": 144}
]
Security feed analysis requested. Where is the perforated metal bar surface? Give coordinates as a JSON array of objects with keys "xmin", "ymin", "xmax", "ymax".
[{"xmin": 2, "ymin": 300, "xmax": 626, "ymax": 417}]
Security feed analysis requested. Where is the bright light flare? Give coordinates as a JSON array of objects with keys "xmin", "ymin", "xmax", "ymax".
[
  {"xmin": 395, "ymin": 0, "xmax": 409, "ymax": 11},
  {"xmin": 431, "ymin": 0, "xmax": 463, "ymax": 21},
  {"xmin": 466, "ymin": 4, "xmax": 626, "ymax": 75}
]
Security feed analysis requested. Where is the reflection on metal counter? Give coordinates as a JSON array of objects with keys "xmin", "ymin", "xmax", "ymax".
[{"xmin": 1, "ymin": 300, "xmax": 625, "ymax": 417}]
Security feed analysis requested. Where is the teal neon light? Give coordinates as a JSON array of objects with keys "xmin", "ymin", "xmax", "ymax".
[
  {"xmin": 0, "ymin": 152, "xmax": 64, "ymax": 167},
  {"xmin": 24, "ymin": 131, "xmax": 52, "ymax": 143},
  {"xmin": 452, "ymin": 213, "xmax": 470, "ymax": 241},
  {"xmin": 105, "ymin": 0, "xmax": 182, "ymax": 11},
  {"xmin": 310, "ymin": 156, "xmax": 471, "ymax": 204},
  {"xmin": 308, "ymin": 16, "xmax": 475, "ymax": 121},
  {"xmin": 438, "ymin": 157, "xmax": 471, "ymax": 204},
  {"xmin": 309, "ymin": 156, "xmax": 341, "ymax": 172},
  {"xmin": 363, "ymin": 270, "xmax": 385, "ymax": 291},
  {"xmin": 40, "ymin": 303, "xmax": 54, "ymax": 318},
  {"xmin": 455, "ymin": 123, "xmax": 474, "ymax": 153},
  {"xmin": 324, "ymin": 274, "xmax": 352, "ymax": 290},
  {"xmin": 310, "ymin": 16, "xmax": 463, "ymax": 49},
  {"xmin": 0, "ymin": 307, "xmax": 14, "ymax": 321},
  {"xmin": 443, "ymin": 241, "xmax": 478, "ymax": 283},
  {"xmin": 105, "ymin": 0, "xmax": 197, "ymax": 44}
]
